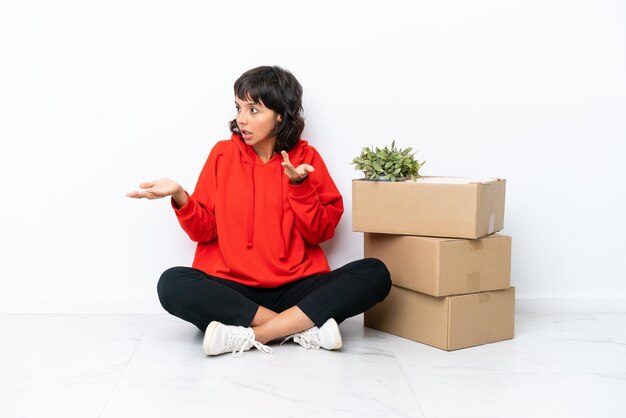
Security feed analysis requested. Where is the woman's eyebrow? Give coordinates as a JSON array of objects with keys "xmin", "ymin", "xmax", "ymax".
[
  {"xmin": 234, "ymin": 100, "xmax": 258, "ymax": 106},
  {"xmin": 235, "ymin": 99, "xmax": 261, "ymax": 106}
]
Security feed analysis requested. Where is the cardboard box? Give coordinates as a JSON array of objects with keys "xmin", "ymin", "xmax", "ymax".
[
  {"xmin": 364, "ymin": 233, "xmax": 511, "ymax": 296},
  {"xmin": 364, "ymin": 286, "xmax": 515, "ymax": 351},
  {"xmin": 352, "ymin": 177, "xmax": 506, "ymax": 239}
]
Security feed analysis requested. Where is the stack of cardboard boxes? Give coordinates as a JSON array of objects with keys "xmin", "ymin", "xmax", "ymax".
[{"xmin": 352, "ymin": 176, "xmax": 515, "ymax": 351}]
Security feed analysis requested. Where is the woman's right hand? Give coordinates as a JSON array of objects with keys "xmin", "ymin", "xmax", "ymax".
[{"xmin": 126, "ymin": 178, "xmax": 183, "ymax": 201}]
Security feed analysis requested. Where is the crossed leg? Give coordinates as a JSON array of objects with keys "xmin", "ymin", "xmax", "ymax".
[
  {"xmin": 249, "ymin": 258, "xmax": 392, "ymax": 345},
  {"xmin": 250, "ymin": 306, "xmax": 314, "ymax": 345}
]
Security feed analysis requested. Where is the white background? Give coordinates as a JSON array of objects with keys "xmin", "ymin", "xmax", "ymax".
[{"xmin": 1, "ymin": 0, "xmax": 624, "ymax": 313}]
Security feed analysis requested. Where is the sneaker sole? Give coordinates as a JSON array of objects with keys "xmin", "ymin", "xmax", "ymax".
[{"xmin": 203, "ymin": 321, "xmax": 221, "ymax": 355}]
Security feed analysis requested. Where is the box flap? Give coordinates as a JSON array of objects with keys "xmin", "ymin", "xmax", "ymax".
[
  {"xmin": 414, "ymin": 177, "xmax": 501, "ymax": 184},
  {"xmin": 468, "ymin": 178, "xmax": 506, "ymax": 185}
]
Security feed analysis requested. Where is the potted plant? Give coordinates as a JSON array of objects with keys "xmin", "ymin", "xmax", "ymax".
[{"xmin": 351, "ymin": 140, "xmax": 426, "ymax": 182}]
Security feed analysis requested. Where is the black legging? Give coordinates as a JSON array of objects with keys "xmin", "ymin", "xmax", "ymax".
[{"xmin": 157, "ymin": 257, "xmax": 391, "ymax": 332}]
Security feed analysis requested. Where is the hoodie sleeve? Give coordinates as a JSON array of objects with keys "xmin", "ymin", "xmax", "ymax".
[
  {"xmin": 170, "ymin": 141, "xmax": 224, "ymax": 243},
  {"xmin": 287, "ymin": 148, "xmax": 344, "ymax": 245}
]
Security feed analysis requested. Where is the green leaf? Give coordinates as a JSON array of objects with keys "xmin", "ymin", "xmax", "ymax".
[{"xmin": 352, "ymin": 140, "xmax": 425, "ymax": 178}]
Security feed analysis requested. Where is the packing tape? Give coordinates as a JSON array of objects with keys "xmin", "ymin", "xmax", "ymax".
[
  {"xmin": 469, "ymin": 240, "xmax": 483, "ymax": 251},
  {"xmin": 488, "ymin": 214, "xmax": 495, "ymax": 234},
  {"xmin": 478, "ymin": 292, "xmax": 491, "ymax": 304},
  {"xmin": 467, "ymin": 272, "xmax": 481, "ymax": 292}
]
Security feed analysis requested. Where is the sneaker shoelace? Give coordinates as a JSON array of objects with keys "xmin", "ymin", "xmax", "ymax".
[
  {"xmin": 226, "ymin": 328, "xmax": 273, "ymax": 358},
  {"xmin": 280, "ymin": 327, "xmax": 321, "ymax": 350}
]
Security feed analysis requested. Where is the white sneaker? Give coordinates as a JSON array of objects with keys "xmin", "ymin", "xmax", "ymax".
[
  {"xmin": 203, "ymin": 321, "xmax": 273, "ymax": 357},
  {"xmin": 280, "ymin": 318, "xmax": 343, "ymax": 350}
]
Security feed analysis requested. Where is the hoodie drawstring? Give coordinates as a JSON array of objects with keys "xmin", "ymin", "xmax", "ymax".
[
  {"xmin": 245, "ymin": 144, "xmax": 287, "ymax": 259},
  {"xmin": 246, "ymin": 147, "xmax": 255, "ymax": 249},
  {"xmin": 278, "ymin": 166, "xmax": 286, "ymax": 259}
]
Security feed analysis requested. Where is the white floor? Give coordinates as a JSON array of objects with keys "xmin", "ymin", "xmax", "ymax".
[{"xmin": 1, "ymin": 311, "xmax": 625, "ymax": 418}]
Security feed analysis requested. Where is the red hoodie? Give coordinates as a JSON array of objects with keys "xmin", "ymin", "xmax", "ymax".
[{"xmin": 170, "ymin": 133, "xmax": 344, "ymax": 288}]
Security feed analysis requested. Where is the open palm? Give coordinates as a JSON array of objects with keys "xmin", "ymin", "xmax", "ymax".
[
  {"xmin": 126, "ymin": 178, "xmax": 180, "ymax": 200},
  {"xmin": 281, "ymin": 151, "xmax": 315, "ymax": 182}
]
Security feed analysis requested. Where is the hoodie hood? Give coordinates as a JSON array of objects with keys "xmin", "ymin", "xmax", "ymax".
[{"xmin": 230, "ymin": 132, "xmax": 308, "ymax": 260}]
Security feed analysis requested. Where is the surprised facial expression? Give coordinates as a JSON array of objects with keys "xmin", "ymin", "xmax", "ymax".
[{"xmin": 235, "ymin": 96, "xmax": 282, "ymax": 147}]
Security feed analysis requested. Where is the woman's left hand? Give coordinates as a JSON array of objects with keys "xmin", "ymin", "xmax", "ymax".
[{"xmin": 281, "ymin": 150, "xmax": 315, "ymax": 183}]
